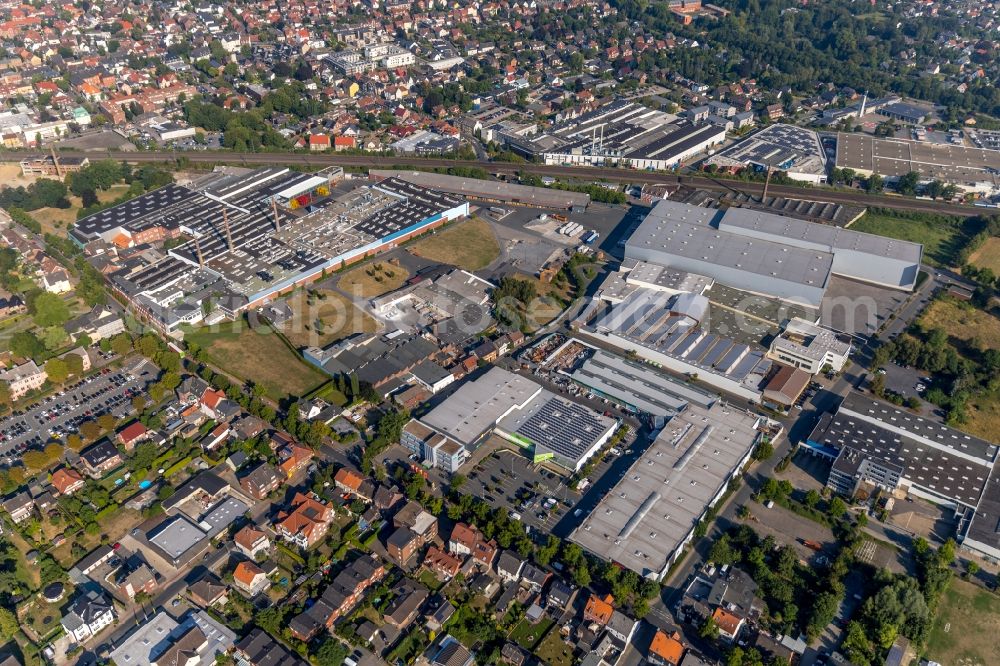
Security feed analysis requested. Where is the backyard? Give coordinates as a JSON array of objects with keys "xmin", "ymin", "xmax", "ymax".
[
  {"xmin": 926, "ymin": 578, "xmax": 1000, "ymax": 666},
  {"xmin": 408, "ymin": 217, "xmax": 499, "ymax": 271},
  {"xmin": 919, "ymin": 298, "xmax": 1000, "ymax": 351},
  {"xmin": 281, "ymin": 288, "xmax": 378, "ymax": 349},
  {"xmin": 184, "ymin": 320, "xmax": 329, "ymax": 400}
]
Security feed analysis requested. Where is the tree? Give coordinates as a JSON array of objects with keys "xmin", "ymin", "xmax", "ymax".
[
  {"xmin": 828, "ymin": 496, "xmax": 847, "ymax": 519},
  {"xmin": 896, "ymin": 171, "xmax": 920, "ymax": 195},
  {"xmin": 110, "ymin": 333, "xmax": 133, "ymax": 356},
  {"xmin": 0, "ymin": 607, "xmax": 17, "ymax": 640},
  {"xmin": 79, "ymin": 421, "xmax": 101, "ymax": 440},
  {"xmin": 0, "ymin": 382, "xmax": 10, "ymax": 408},
  {"xmin": 31, "ymin": 292, "xmax": 71, "ymax": 327},
  {"xmin": 700, "ymin": 616, "xmax": 720, "ymax": 640},
  {"xmin": 315, "ymin": 638, "xmax": 348, "ymax": 666},
  {"xmin": 41, "ymin": 326, "xmax": 69, "ymax": 350},
  {"xmin": 44, "ymin": 357, "xmax": 69, "ymax": 384},
  {"xmin": 803, "ymin": 489, "xmax": 821, "ymax": 508},
  {"xmin": 64, "ymin": 352, "xmax": 84, "ymax": 376},
  {"xmin": 11, "ymin": 331, "xmax": 43, "ymax": 359}
]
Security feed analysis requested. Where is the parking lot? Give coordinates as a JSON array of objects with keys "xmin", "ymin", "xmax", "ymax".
[
  {"xmin": 466, "ymin": 443, "xmax": 582, "ymax": 536},
  {"xmin": 0, "ymin": 357, "xmax": 156, "ymax": 462}
]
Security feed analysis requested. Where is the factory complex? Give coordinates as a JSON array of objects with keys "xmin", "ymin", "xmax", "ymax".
[
  {"xmin": 805, "ymin": 392, "xmax": 1000, "ymax": 562},
  {"xmin": 835, "ymin": 132, "xmax": 1000, "ymax": 194},
  {"xmin": 705, "ymin": 124, "xmax": 828, "ymax": 184},
  {"xmin": 74, "ymin": 167, "xmax": 469, "ymax": 334},
  {"xmin": 506, "ymin": 99, "xmax": 727, "ymax": 171}
]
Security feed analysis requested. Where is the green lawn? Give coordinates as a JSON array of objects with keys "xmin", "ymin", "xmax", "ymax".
[
  {"xmin": 184, "ymin": 321, "xmax": 329, "ymax": 401},
  {"xmin": 849, "ymin": 211, "xmax": 973, "ymax": 267},
  {"xmin": 926, "ymin": 578, "xmax": 1000, "ymax": 666},
  {"xmin": 510, "ymin": 617, "xmax": 554, "ymax": 651},
  {"xmin": 534, "ymin": 626, "xmax": 575, "ymax": 666}
]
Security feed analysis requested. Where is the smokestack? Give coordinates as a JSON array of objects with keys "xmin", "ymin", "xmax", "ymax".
[
  {"xmin": 222, "ymin": 207, "xmax": 234, "ymax": 251},
  {"xmin": 271, "ymin": 197, "xmax": 280, "ymax": 232},
  {"xmin": 50, "ymin": 147, "xmax": 61, "ymax": 178},
  {"xmin": 762, "ymin": 167, "xmax": 773, "ymax": 203},
  {"xmin": 193, "ymin": 234, "xmax": 205, "ymax": 267}
]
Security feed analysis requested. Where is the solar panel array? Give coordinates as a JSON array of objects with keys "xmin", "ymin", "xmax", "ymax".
[{"xmin": 518, "ymin": 396, "xmax": 614, "ymax": 462}]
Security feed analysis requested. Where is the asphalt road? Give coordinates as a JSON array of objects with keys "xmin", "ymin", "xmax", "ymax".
[
  {"xmin": 3, "ymin": 150, "xmax": 987, "ymax": 217},
  {"xmin": 0, "ymin": 356, "xmax": 156, "ymax": 462}
]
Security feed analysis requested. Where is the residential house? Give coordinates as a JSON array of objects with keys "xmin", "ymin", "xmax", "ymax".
[
  {"xmin": 649, "ymin": 631, "xmax": 686, "ymax": 666},
  {"xmin": 425, "ymin": 546, "xmax": 462, "ymax": 580},
  {"xmin": 430, "ymin": 637, "xmax": 474, "ymax": 666},
  {"xmin": 386, "ymin": 526, "xmax": 422, "ymax": 567},
  {"xmin": 62, "ymin": 589, "xmax": 115, "ymax": 642},
  {"xmin": 546, "ymin": 579, "xmax": 575, "ymax": 610},
  {"xmin": 239, "ymin": 462, "xmax": 283, "ymax": 500},
  {"xmin": 583, "ymin": 593, "xmax": 615, "ymax": 625},
  {"xmin": 384, "ymin": 579, "xmax": 428, "ymax": 629},
  {"xmin": 234, "ymin": 561, "xmax": 270, "ymax": 597},
  {"xmin": 496, "ymin": 550, "xmax": 524, "ymax": 584},
  {"xmin": 51, "ymin": 468, "xmax": 85, "ymax": 496},
  {"xmin": 116, "ymin": 421, "xmax": 149, "ymax": 451},
  {"xmin": 234, "ymin": 628, "xmax": 307, "ymax": 666},
  {"xmin": 189, "ymin": 573, "xmax": 228, "ymax": 608},
  {"xmin": 274, "ymin": 492, "xmax": 334, "ymax": 548},
  {"xmin": 712, "ymin": 607, "xmax": 744, "ymax": 642},
  {"xmin": 202, "ymin": 422, "xmax": 231, "ymax": 451},
  {"xmin": 287, "ymin": 554, "xmax": 385, "ymax": 641},
  {"xmin": 393, "ymin": 500, "xmax": 437, "ymax": 544},
  {"xmin": 0, "ymin": 360, "xmax": 47, "ymax": 400},
  {"xmin": 79, "ymin": 440, "xmax": 124, "ymax": 478},
  {"xmin": 278, "ymin": 443, "xmax": 313, "ymax": 479},
  {"xmin": 520, "ymin": 563, "xmax": 549, "ymax": 593},
  {"xmin": 234, "ymin": 526, "xmax": 271, "ymax": 560},
  {"xmin": 334, "ymin": 468, "xmax": 370, "ymax": 499},
  {"xmin": 309, "ymin": 134, "xmax": 330, "ymax": 151},
  {"xmin": 114, "ymin": 558, "xmax": 157, "ymax": 600},
  {"xmin": 1, "ymin": 491, "xmax": 33, "ymax": 524},
  {"xmin": 66, "ymin": 305, "xmax": 125, "ymax": 342},
  {"xmin": 607, "ymin": 609, "xmax": 639, "ymax": 644},
  {"xmin": 448, "ymin": 522, "xmax": 497, "ymax": 567}
]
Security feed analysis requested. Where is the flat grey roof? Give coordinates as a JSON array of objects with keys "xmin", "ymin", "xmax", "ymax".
[
  {"xmin": 571, "ymin": 403, "xmax": 760, "ymax": 578},
  {"xmin": 626, "ymin": 200, "xmax": 834, "ymax": 289},
  {"xmin": 146, "ymin": 515, "xmax": 208, "ymax": 562},
  {"xmin": 199, "ymin": 497, "xmax": 250, "ymax": 537},
  {"xmin": 718, "ymin": 207, "xmax": 922, "ymax": 264},
  {"xmin": 420, "ymin": 367, "xmax": 542, "ymax": 446},
  {"xmin": 836, "ymin": 132, "xmax": 1000, "ymax": 184},
  {"xmin": 370, "ymin": 170, "xmax": 590, "ymax": 209},
  {"xmin": 569, "ymin": 349, "xmax": 717, "ymax": 418}
]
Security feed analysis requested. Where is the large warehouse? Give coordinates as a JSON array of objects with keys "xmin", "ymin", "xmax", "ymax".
[
  {"xmin": 624, "ymin": 200, "xmax": 922, "ymax": 305},
  {"xmin": 706, "ymin": 124, "xmax": 828, "ymax": 184},
  {"xmin": 417, "ymin": 366, "xmax": 618, "ymax": 472},
  {"xmin": 506, "ymin": 99, "xmax": 726, "ymax": 171},
  {"xmin": 835, "ymin": 133, "xmax": 1000, "ymax": 194},
  {"xmin": 571, "ymin": 398, "xmax": 763, "ymax": 579},
  {"xmin": 83, "ymin": 168, "xmax": 469, "ymax": 333}
]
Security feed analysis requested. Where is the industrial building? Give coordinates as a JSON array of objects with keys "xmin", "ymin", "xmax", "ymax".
[
  {"xmin": 624, "ymin": 199, "xmax": 922, "ymax": 304},
  {"xmin": 506, "ymin": 99, "xmax": 726, "ymax": 171},
  {"xmin": 370, "ymin": 268, "xmax": 495, "ymax": 339},
  {"xmin": 495, "ymin": 392, "xmax": 617, "ymax": 472},
  {"xmin": 835, "ymin": 133, "xmax": 1000, "ymax": 194},
  {"xmin": 805, "ymin": 391, "xmax": 1000, "ymax": 562},
  {"xmin": 705, "ymin": 124, "xmax": 828, "ymax": 184},
  {"xmin": 79, "ymin": 168, "xmax": 469, "ymax": 334},
  {"xmin": 419, "ymin": 367, "xmax": 542, "ymax": 448},
  {"xmin": 571, "ymin": 398, "xmax": 763, "ymax": 579},
  {"xmin": 370, "ymin": 170, "xmax": 590, "ymax": 210},
  {"xmin": 767, "ymin": 318, "xmax": 852, "ymax": 374},
  {"xmin": 416, "ymin": 366, "xmax": 617, "ymax": 472}
]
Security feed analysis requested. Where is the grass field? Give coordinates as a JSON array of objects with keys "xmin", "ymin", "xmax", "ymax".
[
  {"xmin": 408, "ymin": 217, "xmax": 499, "ymax": 271},
  {"xmin": 510, "ymin": 617, "xmax": 554, "ymax": 651},
  {"xmin": 28, "ymin": 185, "xmax": 130, "ymax": 236},
  {"xmin": 281, "ymin": 288, "xmax": 378, "ymax": 349},
  {"xmin": 533, "ymin": 626, "xmax": 574, "ymax": 666},
  {"xmin": 966, "ymin": 392, "xmax": 1000, "ymax": 442},
  {"xmin": 184, "ymin": 321, "xmax": 329, "ymax": 400},
  {"xmin": 338, "ymin": 261, "xmax": 409, "ymax": 298},
  {"xmin": 849, "ymin": 212, "xmax": 970, "ymax": 267},
  {"xmin": 968, "ymin": 237, "xmax": 1000, "ymax": 274},
  {"xmin": 927, "ymin": 578, "xmax": 1000, "ymax": 666},
  {"xmin": 920, "ymin": 298, "xmax": 1000, "ymax": 351}
]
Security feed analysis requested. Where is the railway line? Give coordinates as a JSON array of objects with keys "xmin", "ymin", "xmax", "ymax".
[{"xmin": 4, "ymin": 149, "xmax": 989, "ymax": 217}]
